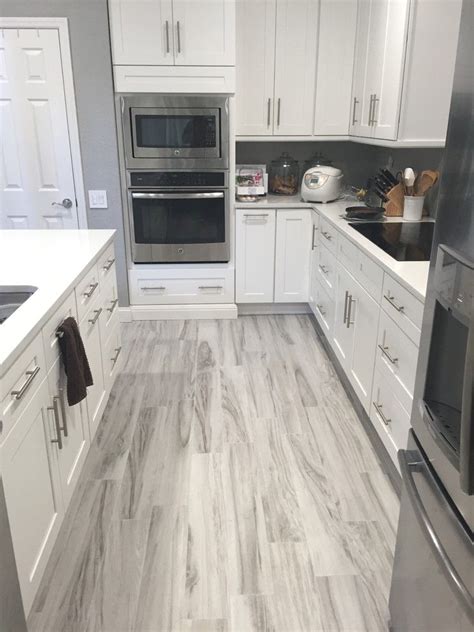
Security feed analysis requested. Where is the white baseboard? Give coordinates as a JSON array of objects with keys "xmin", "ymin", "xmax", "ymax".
[
  {"xmin": 237, "ymin": 303, "xmax": 311, "ymax": 315},
  {"xmin": 120, "ymin": 303, "xmax": 238, "ymax": 321}
]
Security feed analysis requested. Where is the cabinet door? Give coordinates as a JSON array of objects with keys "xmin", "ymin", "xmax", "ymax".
[
  {"xmin": 235, "ymin": 0, "xmax": 276, "ymax": 135},
  {"xmin": 236, "ymin": 208, "xmax": 276, "ymax": 303},
  {"xmin": 47, "ymin": 360, "xmax": 90, "ymax": 509},
  {"xmin": 109, "ymin": 0, "xmax": 174, "ymax": 65},
  {"xmin": 2, "ymin": 379, "xmax": 64, "ymax": 615},
  {"xmin": 350, "ymin": 0, "xmax": 374, "ymax": 137},
  {"xmin": 273, "ymin": 0, "xmax": 319, "ymax": 135},
  {"xmin": 172, "ymin": 0, "xmax": 235, "ymax": 66},
  {"xmin": 274, "ymin": 210, "xmax": 312, "ymax": 303},
  {"xmin": 348, "ymin": 281, "xmax": 379, "ymax": 411},
  {"xmin": 371, "ymin": 0, "xmax": 409, "ymax": 140},
  {"xmin": 332, "ymin": 262, "xmax": 355, "ymax": 370},
  {"xmin": 314, "ymin": 279, "xmax": 335, "ymax": 339},
  {"xmin": 308, "ymin": 213, "xmax": 319, "ymax": 313},
  {"xmin": 80, "ymin": 303, "xmax": 106, "ymax": 438},
  {"xmin": 314, "ymin": 0, "xmax": 357, "ymax": 135}
]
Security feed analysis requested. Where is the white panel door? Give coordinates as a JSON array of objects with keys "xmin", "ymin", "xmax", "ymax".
[
  {"xmin": 172, "ymin": 0, "xmax": 235, "ymax": 66},
  {"xmin": 273, "ymin": 0, "xmax": 319, "ymax": 135},
  {"xmin": 236, "ymin": 208, "xmax": 276, "ymax": 303},
  {"xmin": 235, "ymin": 0, "xmax": 276, "ymax": 135},
  {"xmin": 349, "ymin": 0, "xmax": 373, "ymax": 137},
  {"xmin": 274, "ymin": 209, "xmax": 312, "ymax": 302},
  {"xmin": 2, "ymin": 378, "xmax": 64, "ymax": 615},
  {"xmin": 0, "ymin": 28, "xmax": 78, "ymax": 229},
  {"xmin": 314, "ymin": 0, "xmax": 357, "ymax": 135},
  {"xmin": 108, "ymin": 0, "xmax": 174, "ymax": 65},
  {"xmin": 348, "ymin": 280, "xmax": 379, "ymax": 411}
]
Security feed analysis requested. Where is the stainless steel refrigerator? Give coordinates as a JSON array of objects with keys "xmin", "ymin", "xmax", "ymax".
[{"xmin": 389, "ymin": 0, "xmax": 474, "ymax": 629}]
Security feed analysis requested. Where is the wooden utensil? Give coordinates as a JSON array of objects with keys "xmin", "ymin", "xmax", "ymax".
[
  {"xmin": 383, "ymin": 183, "xmax": 405, "ymax": 216},
  {"xmin": 414, "ymin": 170, "xmax": 439, "ymax": 196}
]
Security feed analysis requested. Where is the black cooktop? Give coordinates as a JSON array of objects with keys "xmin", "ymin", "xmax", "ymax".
[{"xmin": 349, "ymin": 221, "xmax": 435, "ymax": 261}]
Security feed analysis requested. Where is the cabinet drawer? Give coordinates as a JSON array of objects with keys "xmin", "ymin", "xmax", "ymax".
[
  {"xmin": 319, "ymin": 217, "xmax": 338, "ymax": 253},
  {"xmin": 97, "ymin": 243, "xmax": 116, "ymax": 285},
  {"xmin": 1, "ymin": 332, "xmax": 46, "ymax": 445},
  {"xmin": 357, "ymin": 250, "xmax": 384, "ymax": 302},
  {"xmin": 382, "ymin": 273, "xmax": 424, "ymax": 345},
  {"xmin": 376, "ymin": 309, "xmax": 419, "ymax": 413},
  {"xmin": 42, "ymin": 291, "xmax": 78, "ymax": 372},
  {"xmin": 75, "ymin": 263, "xmax": 100, "ymax": 322},
  {"xmin": 313, "ymin": 278, "xmax": 335, "ymax": 338},
  {"xmin": 317, "ymin": 243, "xmax": 337, "ymax": 297},
  {"xmin": 337, "ymin": 231, "xmax": 359, "ymax": 270},
  {"xmin": 131, "ymin": 274, "xmax": 234, "ymax": 305},
  {"xmin": 100, "ymin": 273, "xmax": 120, "ymax": 343},
  {"xmin": 103, "ymin": 324, "xmax": 122, "ymax": 392},
  {"xmin": 371, "ymin": 369, "xmax": 411, "ymax": 468}
]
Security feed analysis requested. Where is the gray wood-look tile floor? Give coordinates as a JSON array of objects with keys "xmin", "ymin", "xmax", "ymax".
[{"xmin": 28, "ymin": 315, "xmax": 399, "ymax": 632}]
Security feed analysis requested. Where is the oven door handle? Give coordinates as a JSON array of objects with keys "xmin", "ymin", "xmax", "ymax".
[{"xmin": 131, "ymin": 192, "xmax": 224, "ymax": 199}]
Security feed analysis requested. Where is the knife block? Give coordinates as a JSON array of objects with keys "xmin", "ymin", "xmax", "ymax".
[{"xmin": 383, "ymin": 183, "xmax": 405, "ymax": 217}]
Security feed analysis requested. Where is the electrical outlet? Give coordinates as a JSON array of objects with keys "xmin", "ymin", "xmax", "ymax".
[{"xmin": 88, "ymin": 190, "xmax": 108, "ymax": 209}]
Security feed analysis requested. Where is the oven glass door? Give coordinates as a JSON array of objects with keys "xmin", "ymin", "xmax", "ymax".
[
  {"xmin": 131, "ymin": 191, "xmax": 226, "ymax": 253},
  {"xmin": 131, "ymin": 108, "xmax": 220, "ymax": 159}
]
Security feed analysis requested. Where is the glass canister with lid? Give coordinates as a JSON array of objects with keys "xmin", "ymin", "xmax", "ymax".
[{"xmin": 269, "ymin": 152, "xmax": 299, "ymax": 195}]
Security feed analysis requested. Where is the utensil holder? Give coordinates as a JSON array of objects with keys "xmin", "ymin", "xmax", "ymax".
[
  {"xmin": 383, "ymin": 183, "xmax": 405, "ymax": 216},
  {"xmin": 403, "ymin": 195, "xmax": 425, "ymax": 221}
]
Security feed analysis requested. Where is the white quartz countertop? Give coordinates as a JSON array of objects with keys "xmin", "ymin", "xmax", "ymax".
[
  {"xmin": 0, "ymin": 230, "xmax": 115, "ymax": 377},
  {"xmin": 235, "ymin": 195, "xmax": 431, "ymax": 301}
]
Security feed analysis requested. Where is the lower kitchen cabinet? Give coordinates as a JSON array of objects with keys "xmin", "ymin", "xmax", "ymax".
[
  {"xmin": 313, "ymin": 278, "xmax": 334, "ymax": 337},
  {"xmin": 235, "ymin": 207, "xmax": 311, "ymax": 304},
  {"xmin": 333, "ymin": 262, "xmax": 355, "ymax": 368},
  {"xmin": 80, "ymin": 300, "xmax": 106, "ymax": 438},
  {"xmin": 274, "ymin": 210, "xmax": 312, "ymax": 302},
  {"xmin": 1, "ymin": 378, "xmax": 64, "ymax": 615}
]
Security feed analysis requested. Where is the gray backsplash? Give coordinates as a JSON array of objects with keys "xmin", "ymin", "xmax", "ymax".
[{"xmin": 236, "ymin": 141, "xmax": 444, "ymax": 217}]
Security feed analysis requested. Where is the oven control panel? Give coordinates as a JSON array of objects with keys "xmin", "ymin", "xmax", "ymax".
[{"xmin": 129, "ymin": 171, "xmax": 226, "ymax": 188}]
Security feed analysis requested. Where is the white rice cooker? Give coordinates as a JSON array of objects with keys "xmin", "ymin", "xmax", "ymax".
[{"xmin": 301, "ymin": 165, "xmax": 344, "ymax": 203}]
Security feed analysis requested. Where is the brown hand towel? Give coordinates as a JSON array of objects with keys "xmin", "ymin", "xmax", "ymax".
[{"xmin": 57, "ymin": 316, "xmax": 93, "ymax": 406}]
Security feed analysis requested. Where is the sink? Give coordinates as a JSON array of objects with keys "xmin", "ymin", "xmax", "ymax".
[{"xmin": 0, "ymin": 286, "xmax": 38, "ymax": 324}]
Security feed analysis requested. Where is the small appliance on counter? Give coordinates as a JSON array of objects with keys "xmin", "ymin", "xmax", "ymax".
[
  {"xmin": 269, "ymin": 152, "xmax": 299, "ymax": 195},
  {"xmin": 301, "ymin": 165, "xmax": 343, "ymax": 203},
  {"xmin": 235, "ymin": 164, "xmax": 267, "ymax": 202}
]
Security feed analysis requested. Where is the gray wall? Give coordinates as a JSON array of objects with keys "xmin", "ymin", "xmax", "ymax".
[
  {"xmin": 0, "ymin": 0, "xmax": 129, "ymax": 305},
  {"xmin": 236, "ymin": 141, "xmax": 444, "ymax": 216}
]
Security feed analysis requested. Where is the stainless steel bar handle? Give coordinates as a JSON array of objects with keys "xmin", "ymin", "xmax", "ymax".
[
  {"xmin": 176, "ymin": 20, "xmax": 181, "ymax": 54},
  {"xmin": 343, "ymin": 290, "xmax": 349, "ymax": 324},
  {"xmin": 378, "ymin": 344, "xmax": 398, "ymax": 364},
  {"xmin": 88, "ymin": 308, "xmax": 102, "ymax": 326},
  {"xmin": 384, "ymin": 293, "xmax": 404, "ymax": 312},
  {"xmin": 131, "ymin": 192, "xmax": 224, "ymax": 199},
  {"xmin": 368, "ymin": 94, "xmax": 374, "ymax": 126},
  {"xmin": 107, "ymin": 298, "xmax": 119, "ymax": 313},
  {"xmin": 243, "ymin": 213, "xmax": 269, "ymax": 219},
  {"xmin": 372, "ymin": 94, "xmax": 379, "ymax": 125},
  {"xmin": 316, "ymin": 304, "xmax": 326, "ymax": 317},
  {"xmin": 319, "ymin": 264, "xmax": 329, "ymax": 275},
  {"xmin": 11, "ymin": 366, "xmax": 40, "ymax": 400},
  {"xmin": 103, "ymin": 257, "xmax": 116, "ymax": 271},
  {"xmin": 83, "ymin": 282, "xmax": 99, "ymax": 299},
  {"xmin": 143, "ymin": 286, "xmax": 166, "ymax": 291},
  {"xmin": 58, "ymin": 390, "xmax": 68, "ymax": 438},
  {"xmin": 321, "ymin": 230, "xmax": 332, "ymax": 241},
  {"xmin": 199, "ymin": 286, "xmax": 223, "ymax": 290},
  {"xmin": 165, "ymin": 20, "xmax": 170, "ymax": 53},
  {"xmin": 398, "ymin": 449, "xmax": 474, "ymax": 616},
  {"xmin": 352, "ymin": 97, "xmax": 359, "ymax": 125},
  {"xmin": 311, "ymin": 225, "xmax": 318, "ymax": 250},
  {"xmin": 49, "ymin": 398, "xmax": 63, "ymax": 450},
  {"xmin": 267, "ymin": 98, "xmax": 271, "ymax": 127},
  {"xmin": 111, "ymin": 346, "xmax": 122, "ymax": 366},
  {"xmin": 346, "ymin": 294, "xmax": 355, "ymax": 328},
  {"xmin": 277, "ymin": 98, "xmax": 281, "ymax": 126},
  {"xmin": 373, "ymin": 402, "xmax": 391, "ymax": 425}
]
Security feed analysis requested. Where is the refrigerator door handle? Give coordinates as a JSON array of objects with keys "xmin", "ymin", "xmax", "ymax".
[{"xmin": 399, "ymin": 449, "xmax": 474, "ymax": 617}]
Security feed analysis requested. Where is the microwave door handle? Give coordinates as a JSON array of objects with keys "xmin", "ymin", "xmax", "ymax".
[{"xmin": 131, "ymin": 192, "xmax": 224, "ymax": 199}]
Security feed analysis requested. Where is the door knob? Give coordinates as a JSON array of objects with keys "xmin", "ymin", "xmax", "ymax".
[{"xmin": 52, "ymin": 198, "xmax": 73, "ymax": 209}]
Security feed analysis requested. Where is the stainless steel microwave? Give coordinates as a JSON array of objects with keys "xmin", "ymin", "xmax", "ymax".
[{"xmin": 121, "ymin": 95, "xmax": 229, "ymax": 170}]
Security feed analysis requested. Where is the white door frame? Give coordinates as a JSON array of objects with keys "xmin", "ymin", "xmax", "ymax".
[{"xmin": 0, "ymin": 16, "xmax": 88, "ymax": 228}]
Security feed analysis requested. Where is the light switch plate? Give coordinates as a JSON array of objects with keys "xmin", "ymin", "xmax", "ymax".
[{"xmin": 88, "ymin": 190, "xmax": 108, "ymax": 209}]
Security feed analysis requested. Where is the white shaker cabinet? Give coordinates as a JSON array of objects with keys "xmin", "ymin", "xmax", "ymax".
[
  {"xmin": 1, "ymin": 378, "xmax": 64, "ymax": 615},
  {"xmin": 109, "ymin": 0, "xmax": 235, "ymax": 67},
  {"xmin": 235, "ymin": 0, "xmax": 276, "ymax": 135},
  {"xmin": 274, "ymin": 210, "xmax": 312, "ymax": 302},
  {"xmin": 236, "ymin": 208, "xmax": 276, "ymax": 303},
  {"xmin": 80, "ymin": 301, "xmax": 106, "ymax": 438},
  {"xmin": 109, "ymin": 0, "xmax": 174, "ymax": 65}
]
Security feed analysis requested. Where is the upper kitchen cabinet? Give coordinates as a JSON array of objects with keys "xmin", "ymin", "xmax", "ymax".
[
  {"xmin": 350, "ymin": 0, "xmax": 462, "ymax": 145},
  {"xmin": 236, "ymin": 0, "xmax": 319, "ymax": 137},
  {"xmin": 313, "ymin": 0, "xmax": 357, "ymax": 136},
  {"xmin": 109, "ymin": 0, "xmax": 236, "ymax": 92}
]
